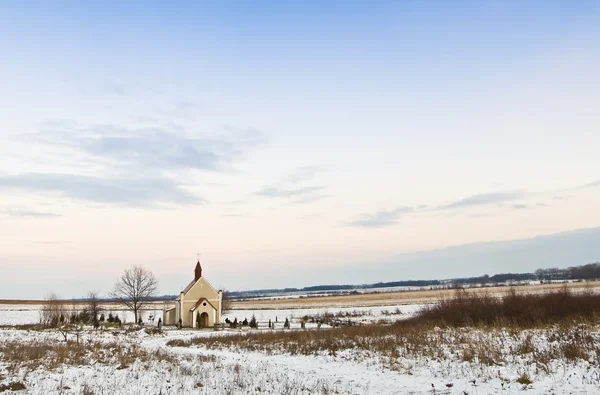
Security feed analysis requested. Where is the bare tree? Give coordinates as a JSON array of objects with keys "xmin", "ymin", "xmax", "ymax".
[
  {"xmin": 111, "ymin": 265, "xmax": 159, "ymax": 324},
  {"xmin": 40, "ymin": 293, "xmax": 64, "ymax": 327},
  {"xmin": 87, "ymin": 291, "xmax": 103, "ymax": 328}
]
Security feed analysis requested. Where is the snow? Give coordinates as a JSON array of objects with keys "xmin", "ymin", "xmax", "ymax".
[
  {"xmin": 222, "ymin": 304, "xmax": 425, "ymax": 326},
  {"xmin": 0, "ymin": 303, "xmax": 167, "ymax": 326},
  {"xmin": 2, "ymin": 303, "xmax": 600, "ymax": 394},
  {"xmin": 1, "ymin": 326, "xmax": 600, "ymax": 394},
  {"xmin": 0, "ymin": 303, "xmax": 425, "ymax": 327}
]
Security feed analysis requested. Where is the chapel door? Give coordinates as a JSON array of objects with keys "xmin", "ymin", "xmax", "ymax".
[{"xmin": 199, "ymin": 312, "xmax": 209, "ymax": 328}]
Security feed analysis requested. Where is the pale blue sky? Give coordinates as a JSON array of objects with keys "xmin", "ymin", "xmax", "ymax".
[{"xmin": 1, "ymin": 1, "xmax": 599, "ymax": 299}]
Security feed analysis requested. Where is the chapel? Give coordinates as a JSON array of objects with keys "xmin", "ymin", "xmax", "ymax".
[{"xmin": 163, "ymin": 260, "xmax": 223, "ymax": 328}]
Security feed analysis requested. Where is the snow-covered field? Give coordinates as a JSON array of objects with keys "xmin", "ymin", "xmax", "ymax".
[
  {"xmin": 0, "ymin": 303, "xmax": 169, "ymax": 327},
  {"xmin": 2, "ymin": 323, "xmax": 600, "ymax": 394},
  {"xmin": 0, "ymin": 303, "xmax": 424, "ymax": 327},
  {"xmin": 2, "ymin": 302, "xmax": 600, "ymax": 394}
]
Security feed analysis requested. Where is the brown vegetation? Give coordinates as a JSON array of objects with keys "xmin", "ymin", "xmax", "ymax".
[
  {"xmin": 0, "ymin": 381, "xmax": 26, "ymax": 392},
  {"xmin": 168, "ymin": 288, "xmax": 600, "ymax": 375},
  {"xmin": 416, "ymin": 287, "xmax": 600, "ymax": 328},
  {"xmin": 0, "ymin": 338, "xmax": 177, "ymax": 372}
]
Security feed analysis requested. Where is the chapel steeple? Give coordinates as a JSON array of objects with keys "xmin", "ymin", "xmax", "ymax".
[{"xmin": 194, "ymin": 260, "xmax": 202, "ymax": 281}]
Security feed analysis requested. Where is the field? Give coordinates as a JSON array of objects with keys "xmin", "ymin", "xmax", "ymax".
[
  {"xmin": 2, "ymin": 284, "xmax": 600, "ymax": 394},
  {"xmin": 231, "ymin": 280, "xmax": 600, "ymax": 309}
]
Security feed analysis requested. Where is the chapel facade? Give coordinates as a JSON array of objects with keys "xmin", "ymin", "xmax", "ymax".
[{"xmin": 163, "ymin": 260, "xmax": 223, "ymax": 328}]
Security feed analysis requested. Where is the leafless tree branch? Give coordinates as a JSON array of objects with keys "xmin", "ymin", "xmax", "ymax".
[{"xmin": 110, "ymin": 265, "xmax": 159, "ymax": 324}]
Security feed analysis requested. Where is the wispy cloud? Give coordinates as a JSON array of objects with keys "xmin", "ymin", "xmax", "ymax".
[
  {"xmin": 347, "ymin": 207, "xmax": 413, "ymax": 228},
  {"xmin": 35, "ymin": 121, "xmax": 264, "ymax": 173},
  {"xmin": 5, "ymin": 120, "xmax": 265, "ymax": 208},
  {"xmin": 257, "ymin": 186, "xmax": 325, "ymax": 198},
  {"xmin": 287, "ymin": 194, "xmax": 332, "ymax": 205},
  {"xmin": 348, "ymin": 190, "xmax": 531, "ymax": 228},
  {"xmin": 576, "ymin": 180, "xmax": 600, "ymax": 190},
  {"xmin": 0, "ymin": 208, "xmax": 61, "ymax": 218},
  {"xmin": 281, "ymin": 166, "xmax": 324, "ymax": 184},
  {"xmin": 0, "ymin": 173, "xmax": 201, "ymax": 207},
  {"xmin": 440, "ymin": 191, "xmax": 525, "ymax": 210},
  {"xmin": 257, "ymin": 166, "xmax": 329, "ymax": 203}
]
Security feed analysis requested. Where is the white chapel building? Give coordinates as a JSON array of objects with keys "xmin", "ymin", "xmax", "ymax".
[{"xmin": 163, "ymin": 260, "xmax": 223, "ymax": 328}]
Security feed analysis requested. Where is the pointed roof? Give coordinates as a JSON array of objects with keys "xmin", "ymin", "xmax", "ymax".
[
  {"xmin": 178, "ymin": 259, "xmax": 219, "ymax": 297},
  {"xmin": 180, "ymin": 260, "xmax": 206, "ymax": 295},
  {"xmin": 189, "ymin": 297, "xmax": 217, "ymax": 312},
  {"xmin": 194, "ymin": 260, "xmax": 202, "ymax": 281},
  {"xmin": 181, "ymin": 279, "xmax": 195, "ymax": 295}
]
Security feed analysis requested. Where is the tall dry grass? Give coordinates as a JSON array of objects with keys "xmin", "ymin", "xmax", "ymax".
[
  {"xmin": 0, "ymin": 339, "xmax": 178, "ymax": 372},
  {"xmin": 167, "ymin": 288, "xmax": 600, "ymax": 369},
  {"xmin": 415, "ymin": 287, "xmax": 600, "ymax": 328}
]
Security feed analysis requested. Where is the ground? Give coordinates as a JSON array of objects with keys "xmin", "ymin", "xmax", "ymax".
[
  {"xmin": 2, "ymin": 284, "xmax": 600, "ymax": 394},
  {"xmin": 2, "ymin": 324, "xmax": 600, "ymax": 394}
]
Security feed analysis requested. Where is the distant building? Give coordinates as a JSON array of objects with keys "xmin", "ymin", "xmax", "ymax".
[{"xmin": 163, "ymin": 260, "xmax": 223, "ymax": 328}]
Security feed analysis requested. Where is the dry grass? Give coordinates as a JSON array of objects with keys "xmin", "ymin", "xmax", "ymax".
[
  {"xmin": 516, "ymin": 372, "xmax": 533, "ymax": 385},
  {"xmin": 415, "ymin": 287, "xmax": 600, "ymax": 328},
  {"xmin": 0, "ymin": 338, "xmax": 178, "ymax": 372},
  {"xmin": 0, "ymin": 381, "xmax": 26, "ymax": 392},
  {"xmin": 168, "ymin": 322, "xmax": 600, "ymax": 370},
  {"xmin": 168, "ymin": 288, "xmax": 600, "ymax": 375}
]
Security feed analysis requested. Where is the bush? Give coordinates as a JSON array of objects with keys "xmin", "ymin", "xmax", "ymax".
[{"xmin": 249, "ymin": 315, "xmax": 257, "ymax": 328}]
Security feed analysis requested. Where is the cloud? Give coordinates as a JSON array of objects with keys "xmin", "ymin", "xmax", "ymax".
[
  {"xmin": 35, "ymin": 121, "xmax": 264, "ymax": 173},
  {"xmin": 347, "ymin": 207, "xmax": 413, "ymax": 228},
  {"xmin": 5, "ymin": 120, "xmax": 265, "ymax": 208},
  {"xmin": 440, "ymin": 191, "xmax": 525, "ymax": 210},
  {"xmin": 0, "ymin": 208, "xmax": 61, "ymax": 218},
  {"xmin": 0, "ymin": 173, "xmax": 201, "ymax": 207},
  {"xmin": 257, "ymin": 186, "xmax": 325, "ymax": 198},
  {"xmin": 576, "ymin": 180, "xmax": 600, "ymax": 190},
  {"xmin": 281, "ymin": 166, "xmax": 324, "ymax": 184},
  {"xmin": 287, "ymin": 194, "xmax": 332, "ymax": 205},
  {"xmin": 256, "ymin": 166, "xmax": 329, "ymax": 203},
  {"xmin": 348, "ymin": 190, "xmax": 531, "ymax": 228},
  {"xmin": 224, "ymin": 199, "xmax": 246, "ymax": 205}
]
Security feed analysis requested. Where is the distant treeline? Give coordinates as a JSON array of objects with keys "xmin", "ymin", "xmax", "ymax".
[
  {"xmin": 535, "ymin": 262, "xmax": 600, "ymax": 281},
  {"xmin": 72, "ymin": 262, "xmax": 600, "ymax": 302},
  {"xmin": 225, "ymin": 261, "xmax": 600, "ymax": 299},
  {"xmin": 451, "ymin": 272, "xmax": 537, "ymax": 285}
]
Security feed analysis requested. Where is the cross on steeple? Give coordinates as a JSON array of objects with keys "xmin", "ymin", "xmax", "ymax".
[{"xmin": 197, "ymin": 252, "xmax": 201, "ymax": 262}]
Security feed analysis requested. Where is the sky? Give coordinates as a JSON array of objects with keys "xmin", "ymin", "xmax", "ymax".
[{"xmin": 1, "ymin": 1, "xmax": 599, "ymax": 299}]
